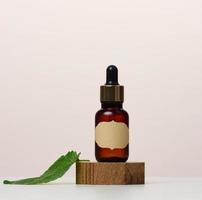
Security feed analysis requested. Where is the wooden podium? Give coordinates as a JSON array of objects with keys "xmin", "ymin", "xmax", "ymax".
[{"xmin": 76, "ymin": 161, "xmax": 145, "ymax": 185}]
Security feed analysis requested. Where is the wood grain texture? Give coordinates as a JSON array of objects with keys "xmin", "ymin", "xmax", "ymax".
[{"xmin": 76, "ymin": 162, "xmax": 145, "ymax": 185}]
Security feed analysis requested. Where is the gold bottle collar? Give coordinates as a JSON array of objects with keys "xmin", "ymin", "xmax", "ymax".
[{"xmin": 100, "ymin": 85, "xmax": 124, "ymax": 102}]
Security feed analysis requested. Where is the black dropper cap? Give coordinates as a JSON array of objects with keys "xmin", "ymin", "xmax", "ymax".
[
  {"xmin": 106, "ymin": 65, "xmax": 119, "ymax": 85},
  {"xmin": 100, "ymin": 65, "xmax": 124, "ymax": 102}
]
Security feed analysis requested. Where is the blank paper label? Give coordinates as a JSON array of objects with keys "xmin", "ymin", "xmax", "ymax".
[{"xmin": 95, "ymin": 120, "xmax": 129, "ymax": 150}]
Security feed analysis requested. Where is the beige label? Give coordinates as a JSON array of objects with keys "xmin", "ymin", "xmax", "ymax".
[{"xmin": 95, "ymin": 120, "xmax": 129, "ymax": 150}]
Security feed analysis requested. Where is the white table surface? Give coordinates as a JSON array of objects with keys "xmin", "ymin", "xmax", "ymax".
[{"xmin": 1, "ymin": 177, "xmax": 202, "ymax": 200}]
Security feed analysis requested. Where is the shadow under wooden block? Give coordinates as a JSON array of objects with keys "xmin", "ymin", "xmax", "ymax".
[{"xmin": 76, "ymin": 162, "xmax": 145, "ymax": 185}]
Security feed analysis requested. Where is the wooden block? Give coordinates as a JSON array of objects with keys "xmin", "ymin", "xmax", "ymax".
[{"xmin": 76, "ymin": 162, "xmax": 145, "ymax": 185}]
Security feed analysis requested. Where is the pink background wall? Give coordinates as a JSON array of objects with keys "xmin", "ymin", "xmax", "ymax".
[{"xmin": 0, "ymin": 0, "xmax": 202, "ymax": 177}]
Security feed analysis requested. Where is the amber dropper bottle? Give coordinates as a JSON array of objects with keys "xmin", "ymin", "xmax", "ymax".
[{"xmin": 95, "ymin": 65, "xmax": 129, "ymax": 162}]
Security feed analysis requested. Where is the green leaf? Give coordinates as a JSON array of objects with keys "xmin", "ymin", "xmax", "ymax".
[{"xmin": 3, "ymin": 150, "xmax": 80, "ymax": 185}]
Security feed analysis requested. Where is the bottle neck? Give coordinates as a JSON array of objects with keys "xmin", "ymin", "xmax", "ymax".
[{"xmin": 101, "ymin": 102, "xmax": 123, "ymax": 109}]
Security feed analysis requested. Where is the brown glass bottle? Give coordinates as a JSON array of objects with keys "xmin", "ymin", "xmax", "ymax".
[{"xmin": 95, "ymin": 65, "xmax": 129, "ymax": 162}]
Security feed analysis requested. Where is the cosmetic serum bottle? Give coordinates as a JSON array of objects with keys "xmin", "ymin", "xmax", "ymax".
[{"xmin": 95, "ymin": 65, "xmax": 129, "ymax": 162}]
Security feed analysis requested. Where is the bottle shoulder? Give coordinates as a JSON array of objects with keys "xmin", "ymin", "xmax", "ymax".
[
  {"xmin": 95, "ymin": 107, "xmax": 129, "ymax": 126},
  {"xmin": 95, "ymin": 108, "xmax": 129, "ymax": 117}
]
